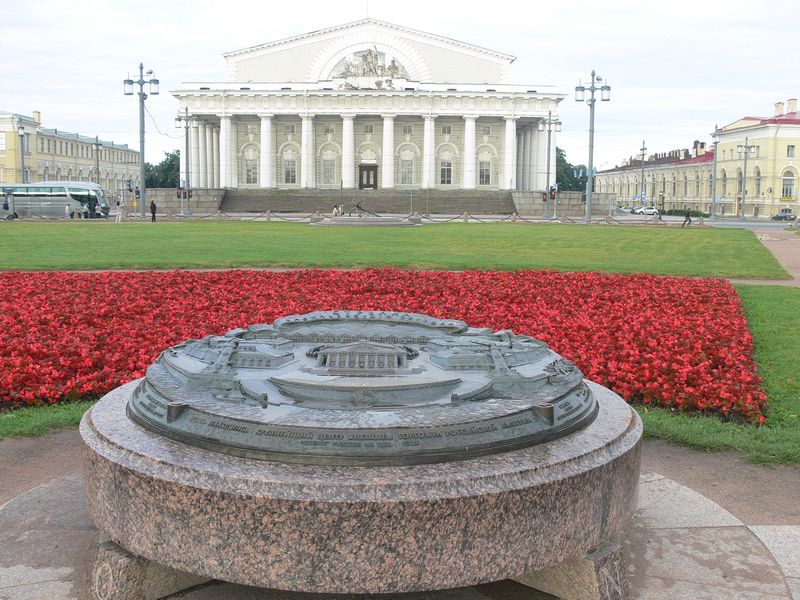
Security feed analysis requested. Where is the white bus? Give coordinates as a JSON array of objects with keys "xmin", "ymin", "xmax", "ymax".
[{"xmin": 2, "ymin": 181, "xmax": 110, "ymax": 219}]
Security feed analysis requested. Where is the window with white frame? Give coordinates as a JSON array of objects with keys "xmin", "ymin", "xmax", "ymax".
[
  {"xmin": 482, "ymin": 126, "xmax": 491, "ymax": 136},
  {"xmin": 755, "ymin": 168, "xmax": 761, "ymax": 195},
  {"xmin": 400, "ymin": 159, "xmax": 413, "ymax": 185},
  {"xmin": 479, "ymin": 161, "xmax": 491, "ymax": 185},
  {"xmin": 782, "ymin": 172, "xmax": 795, "ymax": 198},
  {"xmin": 322, "ymin": 158, "xmax": 335, "ymax": 184},
  {"xmin": 285, "ymin": 124, "xmax": 296, "ymax": 135},
  {"xmin": 788, "ymin": 145, "xmax": 796, "ymax": 158},
  {"xmin": 363, "ymin": 124, "xmax": 374, "ymax": 134},
  {"xmin": 324, "ymin": 125, "xmax": 335, "ymax": 135},
  {"xmin": 402, "ymin": 124, "xmax": 413, "ymax": 135},
  {"xmin": 440, "ymin": 160, "xmax": 452, "ymax": 184},
  {"xmin": 441, "ymin": 124, "xmax": 452, "ymax": 135},
  {"xmin": 285, "ymin": 160, "xmax": 296, "ymax": 184}
]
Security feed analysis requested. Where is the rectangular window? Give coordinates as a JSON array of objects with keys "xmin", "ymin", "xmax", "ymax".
[
  {"xmin": 245, "ymin": 160, "xmax": 258, "ymax": 184},
  {"xmin": 441, "ymin": 125, "xmax": 452, "ymax": 135},
  {"xmin": 402, "ymin": 124, "xmax": 413, "ymax": 135},
  {"xmin": 322, "ymin": 158, "xmax": 335, "ymax": 184},
  {"xmin": 479, "ymin": 161, "xmax": 491, "ymax": 185},
  {"xmin": 0, "ymin": 135, "xmax": 5, "ymax": 151},
  {"xmin": 39, "ymin": 138, "xmax": 44, "ymax": 152},
  {"xmin": 363, "ymin": 124, "xmax": 374, "ymax": 134},
  {"xmin": 400, "ymin": 159, "xmax": 413, "ymax": 184},
  {"xmin": 324, "ymin": 125, "xmax": 335, "ymax": 135},
  {"xmin": 59, "ymin": 141, "xmax": 63, "ymax": 154},
  {"xmin": 788, "ymin": 145, "xmax": 796, "ymax": 158},
  {"xmin": 440, "ymin": 160, "xmax": 452, "ymax": 185},
  {"xmin": 285, "ymin": 160, "xmax": 296, "ymax": 184},
  {"xmin": 482, "ymin": 126, "xmax": 491, "ymax": 136},
  {"xmin": 285, "ymin": 125, "xmax": 296, "ymax": 135}
]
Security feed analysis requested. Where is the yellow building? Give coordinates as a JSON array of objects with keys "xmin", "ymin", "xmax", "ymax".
[
  {"xmin": 595, "ymin": 99, "xmax": 800, "ymax": 218},
  {"xmin": 0, "ymin": 111, "xmax": 140, "ymax": 196}
]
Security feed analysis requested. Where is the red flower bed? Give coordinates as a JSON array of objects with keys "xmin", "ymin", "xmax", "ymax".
[{"xmin": 0, "ymin": 269, "xmax": 766, "ymax": 423}]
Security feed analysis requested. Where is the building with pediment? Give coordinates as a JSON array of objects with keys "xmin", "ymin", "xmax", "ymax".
[{"xmin": 172, "ymin": 19, "xmax": 563, "ymax": 206}]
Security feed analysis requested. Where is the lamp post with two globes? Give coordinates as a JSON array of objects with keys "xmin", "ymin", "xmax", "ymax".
[
  {"xmin": 124, "ymin": 63, "xmax": 159, "ymax": 218},
  {"xmin": 575, "ymin": 71, "xmax": 611, "ymax": 222}
]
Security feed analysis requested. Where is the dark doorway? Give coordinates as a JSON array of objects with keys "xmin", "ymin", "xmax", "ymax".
[{"xmin": 359, "ymin": 165, "xmax": 378, "ymax": 189}]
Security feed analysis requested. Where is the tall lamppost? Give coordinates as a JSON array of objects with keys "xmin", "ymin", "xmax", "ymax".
[
  {"xmin": 737, "ymin": 136, "xmax": 756, "ymax": 219},
  {"xmin": 639, "ymin": 141, "xmax": 647, "ymax": 207},
  {"xmin": 575, "ymin": 70, "xmax": 611, "ymax": 222},
  {"xmin": 538, "ymin": 110, "xmax": 561, "ymax": 218},
  {"xmin": 175, "ymin": 108, "xmax": 195, "ymax": 216},
  {"xmin": 93, "ymin": 136, "xmax": 102, "ymax": 184},
  {"xmin": 710, "ymin": 125, "xmax": 719, "ymax": 218},
  {"xmin": 17, "ymin": 126, "xmax": 26, "ymax": 183},
  {"xmin": 124, "ymin": 63, "xmax": 159, "ymax": 218}
]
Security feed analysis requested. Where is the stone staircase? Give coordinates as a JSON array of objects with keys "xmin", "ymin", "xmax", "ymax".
[{"xmin": 220, "ymin": 189, "xmax": 516, "ymax": 215}]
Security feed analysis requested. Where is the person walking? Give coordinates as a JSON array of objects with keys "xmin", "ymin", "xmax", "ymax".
[
  {"xmin": 682, "ymin": 209, "xmax": 692, "ymax": 228},
  {"xmin": 150, "ymin": 199, "xmax": 157, "ymax": 223},
  {"xmin": 115, "ymin": 199, "xmax": 124, "ymax": 224}
]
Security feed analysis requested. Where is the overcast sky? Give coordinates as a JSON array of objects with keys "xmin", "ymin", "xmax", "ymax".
[{"xmin": 2, "ymin": 0, "xmax": 797, "ymax": 171}]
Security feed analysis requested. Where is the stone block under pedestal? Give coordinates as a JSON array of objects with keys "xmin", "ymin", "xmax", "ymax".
[
  {"xmin": 514, "ymin": 537, "xmax": 628, "ymax": 600},
  {"xmin": 91, "ymin": 540, "xmax": 209, "ymax": 600}
]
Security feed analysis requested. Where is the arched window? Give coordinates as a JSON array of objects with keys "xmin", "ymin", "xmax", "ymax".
[
  {"xmin": 721, "ymin": 170, "xmax": 727, "ymax": 195},
  {"xmin": 671, "ymin": 175, "xmax": 676, "ymax": 196},
  {"xmin": 782, "ymin": 171, "xmax": 795, "ymax": 198},
  {"xmin": 683, "ymin": 175, "xmax": 688, "ymax": 196},
  {"xmin": 695, "ymin": 174, "xmax": 700, "ymax": 196},
  {"xmin": 754, "ymin": 167, "xmax": 761, "ymax": 196}
]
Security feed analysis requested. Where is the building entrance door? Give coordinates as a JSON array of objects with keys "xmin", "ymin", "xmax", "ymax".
[{"xmin": 359, "ymin": 165, "xmax": 378, "ymax": 189}]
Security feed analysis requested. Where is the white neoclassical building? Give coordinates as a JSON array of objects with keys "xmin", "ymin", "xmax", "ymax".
[{"xmin": 172, "ymin": 19, "xmax": 563, "ymax": 195}]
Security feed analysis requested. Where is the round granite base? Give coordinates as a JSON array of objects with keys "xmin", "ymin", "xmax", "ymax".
[{"xmin": 81, "ymin": 380, "xmax": 641, "ymax": 594}]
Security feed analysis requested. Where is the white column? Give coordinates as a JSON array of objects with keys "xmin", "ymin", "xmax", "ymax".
[
  {"xmin": 537, "ymin": 126, "xmax": 549, "ymax": 192},
  {"xmin": 529, "ymin": 127, "xmax": 540, "ymax": 191},
  {"xmin": 230, "ymin": 120, "xmax": 238, "ymax": 188},
  {"xmin": 179, "ymin": 134, "xmax": 187, "ymax": 188},
  {"xmin": 382, "ymin": 114, "xmax": 395, "ymax": 188},
  {"xmin": 259, "ymin": 114, "xmax": 273, "ymax": 188},
  {"xmin": 205, "ymin": 124, "xmax": 213, "ymax": 188},
  {"xmin": 341, "ymin": 114, "xmax": 355, "ymax": 188},
  {"xmin": 300, "ymin": 114, "xmax": 315, "ymax": 188},
  {"xmin": 502, "ymin": 117, "xmax": 517, "ymax": 190},
  {"xmin": 212, "ymin": 127, "xmax": 220, "ymax": 188},
  {"xmin": 521, "ymin": 127, "xmax": 531, "ymax": 191},
  {"xmin": 462, "ymin": 116, "xmax": 476, "ymax": 189},
  {"xmin": 422, "ymin": 115, "xmax": 435, "ymax": 188},
  {"xmin": 198, "ymin": 121, "xmax": 208, "ymax": 188},
  {"xmin": 219, "ymin": 116, "xmax": 230, "ymax": 188},
  {"xmin": 516, "ymin": 127, "xmax": 524, "ymax": 190},
  {"xmin": 190, "ymin": 123, "xmax": 201, "ymax": 191}
]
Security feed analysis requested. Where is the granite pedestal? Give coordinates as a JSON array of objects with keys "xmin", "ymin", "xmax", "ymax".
[{"xmin": 82, "ymin": 380, "xmax": 640, "ymax": 596}]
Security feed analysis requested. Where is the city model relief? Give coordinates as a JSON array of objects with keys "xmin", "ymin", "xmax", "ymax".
[{"xmin": 128, "ymin": 311, "xmax": 598, "ymax": 465}]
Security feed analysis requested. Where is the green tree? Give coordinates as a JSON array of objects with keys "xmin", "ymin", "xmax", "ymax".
[
  {"xmin": 145, "ymin": 150, "xmax": 180, "ymax": 188},
  {"xmin": 555, "ymin": 147, "xmax": 587, "ymax": 192}
]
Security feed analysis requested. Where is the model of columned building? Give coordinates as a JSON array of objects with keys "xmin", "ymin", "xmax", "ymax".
[{"xmin": 172, "ymin": 19, "xmax": 563, "ymax": 196}]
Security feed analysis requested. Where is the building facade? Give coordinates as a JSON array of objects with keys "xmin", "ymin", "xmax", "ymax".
[
  {"xmin": 172, "ymin": 19, "xmax": 563, "ymax": 193},
  {"xmin": 0, "ymin": 111, "xmax": 140, "ymax": 194},
  {"xmin": 595, "ymin": 100, "xmax": 800, "ymax": 217}
]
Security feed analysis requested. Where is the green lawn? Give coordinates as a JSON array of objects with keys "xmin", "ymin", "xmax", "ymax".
[
  {"xmin": 0, "ymin": 222, "xmax": 798, "ymax": 466},
  {"xmin": 0, "ymin": 220, "xmax": 789, "ymax": 278}
]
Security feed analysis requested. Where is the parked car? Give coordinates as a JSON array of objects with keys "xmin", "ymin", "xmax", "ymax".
[
  {"xmin": 771, "ymin": 208, "xmax": 796, "ymax": 221},
  {"xmin": 632, "ymin": 206, "xmax": 660, "ymax": 215}
]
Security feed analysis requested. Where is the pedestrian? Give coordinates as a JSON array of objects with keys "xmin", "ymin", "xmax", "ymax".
[
  {"xmin": 64, "ymin": 204, "xmax": 70, "ymax": 219},
  {"xmin": 682, "ymin": 209, "xmax": 692, "ymax": 228},
  {"xmin": 150, "ymin": 199, "xmax": 157, "ymax": 222},
  {"xmin": 115, "ymin": 199, "xmax": 124, "ymax": 224}
]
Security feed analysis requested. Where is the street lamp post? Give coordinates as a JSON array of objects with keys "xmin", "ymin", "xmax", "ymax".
[
  {"xmin": 539, "ymin": 110, "xmax": 561, "ymax": 218},
  {"xmin": 737, "ymin": 136, "xmax": 756, "ymax": 219},
  {"xmin": 639, "ymin": 141, "xmax": 647, "ymax": 207},
  {"xmin": 710, "ymin": 125, "xmax": 719, "ymax": 218},
  {"xmin": 175, "ymin": 108, "xmax": 195, "ymax": 216},
  {"xmin": 17, "ymin": 126, "xmax": 26, "ymax": 184},
  {"xmin": 93, "ymin": 136, "xmax": 102, "ymax": 184},
  {"xmin": 124, "ymin": 63, "xmax": 159, "ymax": 218},
  {"xmin": 575, "ymin": 70, "xmax": 611, "ymax": 223}
]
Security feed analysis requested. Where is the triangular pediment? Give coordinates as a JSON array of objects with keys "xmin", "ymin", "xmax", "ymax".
[{"xmin": 223, "ymin": 18, "xmax": 515, "ymax": 85}]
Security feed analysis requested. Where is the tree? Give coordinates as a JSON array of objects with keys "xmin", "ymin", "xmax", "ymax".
[
  {"xmin": 145, "ymin": 150, "xmax": 180, "ymax": 188},
  {"xmin": 555, "ymin": 147, "xmax": 587, "ymax": 192}
]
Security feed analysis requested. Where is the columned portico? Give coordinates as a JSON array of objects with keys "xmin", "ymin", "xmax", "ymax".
[
  {"xmin": 462, "ymin": 116, "xmax": 476, "ymax": 189},
  {"xmin": 381, "ymin": 114, "xmax": 395, "ymax": 188},
  {"xmin": 259, "ymin": 115, "xmax": 273, "ymax": 188},
  {"xmin": 341, "ymin": 114, "xmax": 355, "ymax": 189}
]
